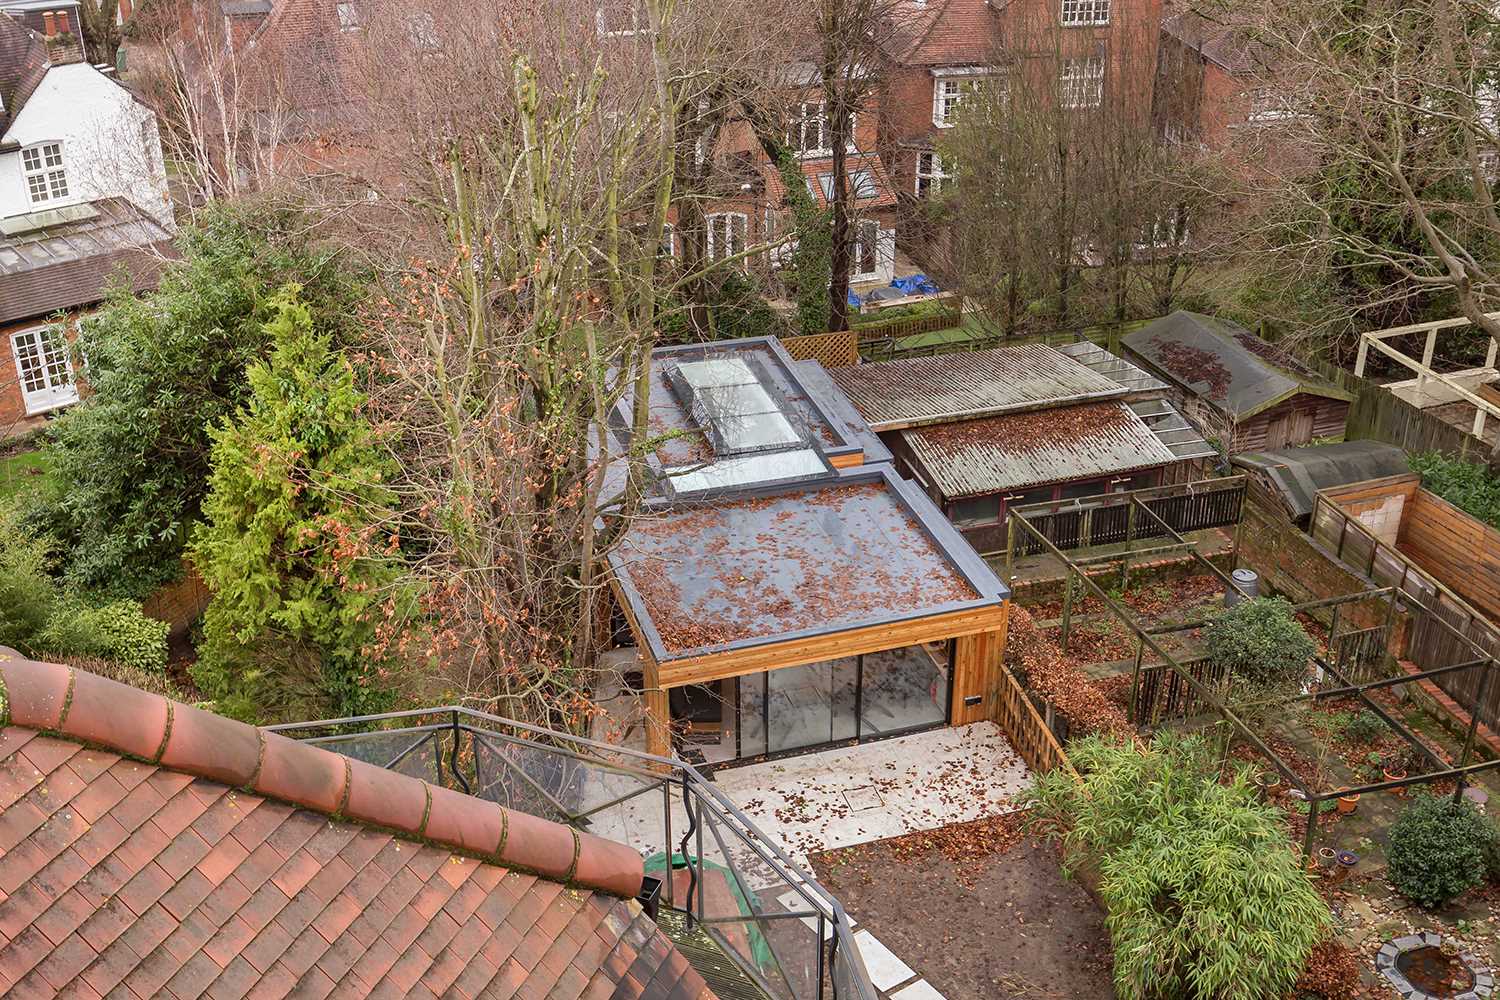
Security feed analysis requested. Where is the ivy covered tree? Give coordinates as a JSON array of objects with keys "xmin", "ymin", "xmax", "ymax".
[
  {"xmin": 189, "ymin": 288, "xmax": 403, "ymax": 724},
  {"xmin": 1025, "ymin": 733, "xmax": 1331, "ymax": 1000},
  {"xmin": 40, "ymin": 202, "xmax": 364, "ymax": 597}
]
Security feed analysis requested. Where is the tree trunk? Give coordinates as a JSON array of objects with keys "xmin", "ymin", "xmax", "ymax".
[{"xmin": 824, "ymin": 53, "xmax": 851, "ymax": 332}]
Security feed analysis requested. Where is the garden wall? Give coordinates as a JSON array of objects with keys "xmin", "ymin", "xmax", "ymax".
[
  {"xmin": 1236, "ymin": 497, "xmax": 1388, "ymax": 632},
  {"xmin": 142, "ymin": 562, "xmax": 211, "ymax": 637}
]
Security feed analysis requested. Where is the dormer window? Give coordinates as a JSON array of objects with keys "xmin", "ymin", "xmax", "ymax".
[
  {"xmin": 22, "ymin": 143, "xmax": 69, "ymax": 205},
  {"xmin": 788, "ymin": 102, "xmax": 830, "ymax": 157}
]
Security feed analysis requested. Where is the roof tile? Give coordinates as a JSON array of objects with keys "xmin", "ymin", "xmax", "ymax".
[{"xmin": 0, "ymin": 653, "xmax": 712, "ymax": 1000}]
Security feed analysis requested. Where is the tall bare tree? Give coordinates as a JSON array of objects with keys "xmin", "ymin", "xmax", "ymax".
[{"xmin": 1220, "ymin": 0, "xmax": 1500, "ymax": 347}]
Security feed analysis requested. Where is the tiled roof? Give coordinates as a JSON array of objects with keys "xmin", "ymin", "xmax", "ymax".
[
  {"xmin": 0, "ymin": 13, "xmax": 49, "ymax": 134},
  {"xmin": 882, "ymin": 0, "xmax": 999, "ymax": 68},
  {"xmin": 0, "ymin": 198, "xmax": 173, "ymax": 324},
  {"xmin": 0, "ymin": 650, "xmax": 716, "ymax": 1000}
]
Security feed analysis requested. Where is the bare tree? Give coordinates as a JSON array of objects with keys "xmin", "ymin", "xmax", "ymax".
[
  {"xmin": 127, "ymin": 0, "xmax": 297, "ymax": 208},
  {"xmin": 328, "ymin": 0, "xmax": 792, "ymax": 726},
  {"xmin": 1222, "ymin": 0, "xmax": 1500, "ymax": 347}
]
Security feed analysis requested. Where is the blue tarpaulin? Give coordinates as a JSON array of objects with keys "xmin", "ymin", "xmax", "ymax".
[
  {"xmin": 847, "ymin": 288, "xmax": 862, "ymax": 309},
  {"xmin": 891, "ymin": 273, "xmax": 940, "ymax": 295}
]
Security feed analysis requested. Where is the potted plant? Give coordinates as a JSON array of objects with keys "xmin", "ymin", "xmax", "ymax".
[{"xmin": 1337, "ymin": 792, "xmax": 1360, "ymax": 815}]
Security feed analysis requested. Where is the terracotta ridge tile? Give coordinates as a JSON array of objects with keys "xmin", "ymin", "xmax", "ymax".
[{"xmin": 0, "ymin": 655, "xmax": 646, "ymax": 900}]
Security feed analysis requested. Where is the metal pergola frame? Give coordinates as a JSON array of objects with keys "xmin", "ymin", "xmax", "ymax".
[{"xmin": 1008, "ymin": 496, "xmax": 1500, "ymax": 858}]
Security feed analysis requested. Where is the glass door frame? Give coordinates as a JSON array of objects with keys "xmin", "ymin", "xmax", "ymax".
[{"xmin": 730, "ymin": 639, "xmax": 957, "ymax": 766}]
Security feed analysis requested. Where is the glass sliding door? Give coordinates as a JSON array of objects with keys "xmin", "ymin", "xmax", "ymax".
[
  {"xmin": 859, "ymin": 644, "xmax": 950, "ymax": 738},
  {"xmin": 712, "ymin": 645, "xmax": 951, "ymax": 763}
]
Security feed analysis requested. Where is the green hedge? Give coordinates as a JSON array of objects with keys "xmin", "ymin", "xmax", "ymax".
[{"xmin": 1410, "ymin": 452, "xmax": 1500, "ymax": 530}]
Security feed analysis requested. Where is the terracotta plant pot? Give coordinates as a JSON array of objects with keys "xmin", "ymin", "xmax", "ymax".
[
  {"xmin": 1337, "ymin": 793, "xmax": 1360, "ymax": 815},
  {"xmin": 1384, "ymin": 766, "xmax": 1407, "ymax": 791}
]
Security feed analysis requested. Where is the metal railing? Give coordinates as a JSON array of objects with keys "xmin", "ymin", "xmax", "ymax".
[{"xmin": 268, "ymin": 707, "xmax": 877, "ymax": 1000}]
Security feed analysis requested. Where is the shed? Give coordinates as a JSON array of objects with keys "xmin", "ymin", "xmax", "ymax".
[
  {"xmin": 1122, "ymin": 311, "xmax": 1353, "ymax": 452},
  {"xmin": 1232, "ymin": 440, "xmax": 1410, "ymax": 524},
  {"xmin": 826, "ymin": 344, "xmax": 1215, "ymax": 552}
]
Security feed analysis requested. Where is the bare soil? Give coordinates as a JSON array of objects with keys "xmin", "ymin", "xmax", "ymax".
[{"xmin": 810, "ymin": 826, "xmax": 1115, "ymax": 1000}]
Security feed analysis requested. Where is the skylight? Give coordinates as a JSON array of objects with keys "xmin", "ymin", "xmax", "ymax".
[{"xmin": 663, "ymin": 448, "xmax": 830, "ymax": 497}]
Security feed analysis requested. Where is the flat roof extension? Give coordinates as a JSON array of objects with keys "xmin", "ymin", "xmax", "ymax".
[{"xmin": 609, "ymin": 465, "xmax": 1008, "ymax": 665}]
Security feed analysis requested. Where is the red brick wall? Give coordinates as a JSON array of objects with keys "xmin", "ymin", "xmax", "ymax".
[{"xmin": 0, "ymin": 315, "xmax": 83, "ymax": 441}]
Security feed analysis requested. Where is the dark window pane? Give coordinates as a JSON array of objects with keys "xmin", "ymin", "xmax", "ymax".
[{"xmin": 949, "ymin": 496, "xmax": 999, "ymax": 524}]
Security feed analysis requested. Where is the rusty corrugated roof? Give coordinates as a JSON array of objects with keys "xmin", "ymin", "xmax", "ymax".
[
  {"xmin": 827, "ymin": 344, "xmax": 1124, "ymax": 430},
  {"xmin": 902, "ymin": 400, "xmax": 1180, "ymax": 499}
]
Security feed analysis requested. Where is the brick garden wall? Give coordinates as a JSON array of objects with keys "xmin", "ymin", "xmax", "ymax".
[{"xmin": 141, "ymin": 562, "xmax": 212, "ymax": 637}]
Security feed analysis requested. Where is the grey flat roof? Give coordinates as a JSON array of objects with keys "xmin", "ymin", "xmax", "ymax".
[
  {"xmin": 1233, "ymin": 440, "xmax": 1410, "ymax": 520},
  {"xmin": 792, "ymin": 359, "xmax": 894, "ymax": 466},
  {"xmin": 1123, "ymin": 311, "xmax": 1352, "ymax": 421},
  {"xmin": 827, "ymin": 344, "xmax": 1125, "ymax": 431},
  {"xmin": 901, "ymin": 400, "xmax": 1180, "ymax": 499},
  {"xmin": 609, "ymin": 465, "xmax": 1008, "ymax": 663}
]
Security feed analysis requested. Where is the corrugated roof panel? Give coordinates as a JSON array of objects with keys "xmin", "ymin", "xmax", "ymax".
[
  {"xmin": 1056, "ymin": 340, "xmax": 1170, "ymax": 392},
  {"xmin": 903, "ymin": 400, "xmax": 1181, "ymax": 498},
  {"xmin": 1128, "ymin": 397, "xmax": 1219, "ymax": 461},
  {"xmin": 828, "ymin": 344, "xmax": 1124, "ymax": 429}
]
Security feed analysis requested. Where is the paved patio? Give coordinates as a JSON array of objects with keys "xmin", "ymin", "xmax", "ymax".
[{"xmin": 712, "ymin": 722, "xmax": 1032, "ymax": 869}]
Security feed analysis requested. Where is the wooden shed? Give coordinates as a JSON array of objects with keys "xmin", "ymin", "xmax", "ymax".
[
  {"xmin": 605, "ymin": 336, "xmax": 1011, "ymax": 766},
  {"xmin": 1123, "ymin": 311, "xmax": 1353, "ymax": 453},
  {"xmin": 826, "ymin": 343, "xmax": 1217, "ymax": 553}
]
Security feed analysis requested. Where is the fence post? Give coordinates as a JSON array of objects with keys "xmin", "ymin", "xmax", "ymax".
[
  {"xmin": 1128, "ymin": 636, "xmax": 1145, "ymax": 724},
  {"xmin": 1303, "ymin": 798, "xmax": 1321, "ymax": 862},
  {"xmin": 1453, "ymin": 657, "xmax": 1497, "ymax": 805},
  {"xmin": 1060, "ymin": 565, "xmax": 1075, "ymax": 651},
  {"xmin": 1006, "ymin": 516, "xmax": 1017, "ymax": 580},
  {"xmin": 1121, "ymin": 501, "xmax": 1138, "ymax": 590}
]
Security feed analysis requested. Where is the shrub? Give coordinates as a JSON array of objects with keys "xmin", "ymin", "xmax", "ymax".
[
  {"xmin": 37, "ymin": 598, "xmax": 169, "ymax": 674},
  {"xmin": 40, "ymin": 202, "xmax": 366, "ymax": 597},
  {"xmin": 1203, "ymin": 596, "xmax": 1317, "ymax": 687},
  {"xmin": 1410, "ymin": 452, "xmax": 1500, "ymax": 530},
  {"xmin": 1024, "ymin": 732, "xmax": 1330, "ymax": 1000},
  {"xmin": 0, "ymin": 499, "xmax": 58, "ymax": 651},
  {"xmin": 1343, "ymin": 710, "xmax": 1385, "ymax": 745},
  {"xmin": 190, "ymin": 289, "xmax": 404, "ymax": 723},
  {"xmin": 1387, "ymin": 794, "xmax": 1497, "ymax": 907}
]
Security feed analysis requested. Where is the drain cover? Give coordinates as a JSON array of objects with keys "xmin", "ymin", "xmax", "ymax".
[{"xmin": 842, "ymin": 786, "xmax": 884, "ymax": 811}]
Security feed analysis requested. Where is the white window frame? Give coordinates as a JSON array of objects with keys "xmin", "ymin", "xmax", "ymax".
[
  {"xmin": 933, "ymin": 79, "xmax": 966, "ymax": 128},
  {"xmin": 706, "ymin": 212, "xmax": 748, "ymax": 262},
  {"xmin": 595, "ymin": 2, "xmax": 649, "ymax": 37},
  {"xmin": 787, "ymin": 101, "xmax": 830, "ymax": 158},
  {"xmin": 335, "ymin": 1, "xmax": 360, "ymax": 30},
  {"xmin": 1060, "ymin": 0, "xmax": 1110, "ymax": 26},
  {"xmin": 1061, "ymin": 55, "xmax": 1105, "ymax": 109},
  {"xmin": 21, "ymin": 142, "xmax": 69, "ymax": 206},
  {"xmin": 10, "ymin": 325, "xmax": 78, "ymax": 415},
  {"xmin": 916, "ymin": 151, "xmax": 952, "ymax": 196}
]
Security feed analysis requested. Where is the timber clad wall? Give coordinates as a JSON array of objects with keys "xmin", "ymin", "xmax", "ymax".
[
  {"xmin": 1401, "ymin": 489, "xmax": 1500, "ymax": 626},
  {"xmin": 951, "ymin": 612, "xmax": 1010, "ymax": 727},
  {"xmin": 1230, "ymin": 396, "xmax": 1349, "ymax": 453}
]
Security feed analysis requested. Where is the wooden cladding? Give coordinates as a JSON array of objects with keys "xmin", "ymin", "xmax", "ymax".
[
  {"xmin": 1402, "ymin": 490, "xmax": 1500, "ymax": 624},
  {"xmin": 652, "ymin": 603, "xmax": 1011, "ymax": 689},
  {"xmin": 951, "ymin": 617, "xmax": 1009, "ymax": 726}
]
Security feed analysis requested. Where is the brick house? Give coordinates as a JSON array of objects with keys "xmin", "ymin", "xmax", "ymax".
[
  {"xmin": 689, "ymin": 69, "xmax": 902, "ymax": 290},
  {"xmin": 876, "ymin": 0, "xmax": 1165, "ymax": 264},
  {"xmin": 0, "ymin": 11, "xmax": 173, "ymax": 436},
  {"xmin": 1153, "ymin": 10, "xmax": 1269, "ymax": 149}
]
